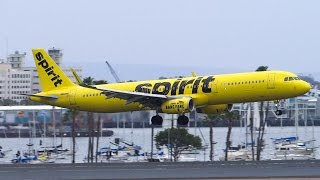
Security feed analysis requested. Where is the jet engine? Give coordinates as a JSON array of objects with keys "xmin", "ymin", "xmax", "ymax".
[
  {"xmin": 161, "ymin": 98, "xmax": 194, "ymax": 114},
  {"xmin": 196, "ymin": 104, "xmax": 233, "ymax": 114}
]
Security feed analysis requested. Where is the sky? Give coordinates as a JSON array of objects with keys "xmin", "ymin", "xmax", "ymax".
[{"xmin": 1, "ymin": 0, "xmax": 320, "ymax": 81}]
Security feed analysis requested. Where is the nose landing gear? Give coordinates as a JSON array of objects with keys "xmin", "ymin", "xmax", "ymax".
[
  {"xmin": 275, "ymin": 109, "xmax": 283, "ymax": 116},
  {"xmin": 274, "ymin": 100, "xmax": 284, "ymax": 116}
]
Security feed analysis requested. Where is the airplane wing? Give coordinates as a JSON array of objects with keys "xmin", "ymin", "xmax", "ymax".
[{"xmin": 89, "ymin": 86, "xmax": 179, "ymax": 108}]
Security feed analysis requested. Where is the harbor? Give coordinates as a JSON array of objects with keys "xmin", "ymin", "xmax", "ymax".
[{"xmin": 0, "ymin": 126, "xmax": 318, "ymax": 164}]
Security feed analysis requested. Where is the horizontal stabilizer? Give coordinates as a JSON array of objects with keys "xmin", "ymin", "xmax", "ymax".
[{"xmin": 20, "ymin": 94, "xmax": 58, "ymax": 100}]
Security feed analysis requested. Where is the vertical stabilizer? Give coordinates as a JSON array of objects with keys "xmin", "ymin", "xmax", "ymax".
[{"xmin": 32, "ymin": 48, "xmax": 76, "ymax": 92}]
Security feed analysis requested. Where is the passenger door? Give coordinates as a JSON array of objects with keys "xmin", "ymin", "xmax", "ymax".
[
  {"xmin": 267, "ymin": 73, "xmax": 275, "ymax": 89},
  {"xmin": 69, "ymin": 90, "xmax": 76, "ymax": 105}
]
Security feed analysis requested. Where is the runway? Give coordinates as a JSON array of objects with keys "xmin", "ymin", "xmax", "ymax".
[{"xmin": 1, "ymin": 160, "xmax": 320, "ymax": 180}]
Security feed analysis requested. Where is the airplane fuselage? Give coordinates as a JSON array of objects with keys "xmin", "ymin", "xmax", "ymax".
[{"xmin": 32, "ymin": 70, "xmax": 310, "ymax": 113}]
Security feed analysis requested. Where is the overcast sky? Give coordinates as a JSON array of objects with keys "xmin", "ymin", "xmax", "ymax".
[{"xmin": 1, "ymin": 0, "xmax": 320, "ymax": 80}]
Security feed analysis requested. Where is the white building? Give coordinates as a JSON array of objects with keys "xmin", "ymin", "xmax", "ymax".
[
  {"xmin": 48, "ymin": 47, "xmax": 63, "ymax": 66},
  {"xmin": 7, "ymin": 51, "xmax": 26, "ymax": 69},
  {"xmin": 0, "ymin": 63, "xmax": 32, "ymax": 101},
  {"xmin": 0, "ymin": 49, "xmax": 82, "ymax": 102}
]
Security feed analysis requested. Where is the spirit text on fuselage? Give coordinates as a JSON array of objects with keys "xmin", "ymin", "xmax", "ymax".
[{"xmin": 135, "ymin": 76, "xmax": 215, "ymax": 95}]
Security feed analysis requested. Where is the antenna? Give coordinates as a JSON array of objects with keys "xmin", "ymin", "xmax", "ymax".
[{"xmin": 105, "ymin": 60, "xmax": 121, "ymax": 83}]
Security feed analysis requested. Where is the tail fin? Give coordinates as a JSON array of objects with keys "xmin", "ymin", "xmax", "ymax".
[{"xmin": 32, "ymin": 48, "xmax": 76, "ymax": 92}]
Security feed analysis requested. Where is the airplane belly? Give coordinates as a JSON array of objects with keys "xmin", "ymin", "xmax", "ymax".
[{"xmin": 78, "ymin": 97, "xmax": 143, "ymax": 113}]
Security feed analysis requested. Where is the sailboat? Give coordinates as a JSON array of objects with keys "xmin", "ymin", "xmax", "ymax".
[{"xmin": 271, "ymin": 98, "xmax": 317, "ymax": 160}]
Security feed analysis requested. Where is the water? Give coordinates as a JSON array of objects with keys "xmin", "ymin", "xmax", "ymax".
[{"xmin": 0, "ymin": 126, "xmax": 319, "ymax": 163}]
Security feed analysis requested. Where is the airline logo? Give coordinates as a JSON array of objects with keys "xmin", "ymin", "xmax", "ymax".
[
  {"xmin": 35, "ymin": 52, "xmax": 63, "ymax": 87},
  {"xmin": 135, "ymin": 76, "xmax": 215, "ymax": 95}
]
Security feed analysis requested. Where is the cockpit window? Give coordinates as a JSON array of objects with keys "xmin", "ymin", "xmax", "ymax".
[{"xmin": 284, "ymin": 76, "xmax": 301, "ymax": 81}]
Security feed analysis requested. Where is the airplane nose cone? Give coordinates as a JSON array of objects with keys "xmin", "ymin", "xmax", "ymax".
[{"xmin": 301, "ymin": 81, "xmax": 311, "ymax": 94}]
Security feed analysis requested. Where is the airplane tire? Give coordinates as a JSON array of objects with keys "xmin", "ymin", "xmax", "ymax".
[
  {"xmin": 177, "ymin": 115, "xmax": 189, "ymax": 125},
  {"xmin": 151, "ymin": 115, "xmax": 163, "ymax": 125},
  {"xmin": 275, "ymin": 110, "xmax": 283, "ymax": 116}
]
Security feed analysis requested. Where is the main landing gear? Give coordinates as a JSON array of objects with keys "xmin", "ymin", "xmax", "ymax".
[
  {"xmin": 151, "ymin": 114, "xmax": 163, "ymax": 126},
  {"xmin": 151, "ymin": 114, "xmax": 189, "ymax": 126},
  {"xmin": 177, "ymin": 115, "xmax": 189, "ymax": 126}
]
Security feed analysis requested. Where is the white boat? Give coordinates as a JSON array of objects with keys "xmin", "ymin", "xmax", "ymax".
[
  {"xmin": 273, "ymin": 141, "xmax": 316, "ymax": 157},
  {"xmin": 271, "ymin": 135, "xmax": 316, "ymax": 160}
]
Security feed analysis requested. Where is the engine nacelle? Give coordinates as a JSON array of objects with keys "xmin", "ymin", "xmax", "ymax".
[
  {"xmin": 161, "ymin": 98, "xmax": 194, "ymax": 114},
  {"xmin": 196, "ymin": 104, "xmax": 233, "ymax": 114}
]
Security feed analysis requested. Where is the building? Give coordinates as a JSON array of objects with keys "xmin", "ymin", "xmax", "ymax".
[
  {"xmin": 48, "ymin": 47, "xmax": 63, "ymax": 66},
  {"xmin": 0, "ymin": 49, "xmax": 82, "ymax": 102},
  {"xmin": 0, "ymin": 63, "xmax": 32, "ymax": 102},
  {"xmin": 21, "ymin": 66, "xmax": 82, "ymax": 94},
  {"xmin": 7, "ymin": 51, "xmax": 26, "ymax": 69}
]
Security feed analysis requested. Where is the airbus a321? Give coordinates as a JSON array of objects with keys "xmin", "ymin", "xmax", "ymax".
[{"xmin": 25, "ymin": 49, "xmax": 311, "ymax": 125}]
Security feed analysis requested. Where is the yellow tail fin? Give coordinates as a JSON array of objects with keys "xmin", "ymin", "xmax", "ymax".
[{"xmin": 32, "ymin": 48, "xmax": 76, "ymax": 92}]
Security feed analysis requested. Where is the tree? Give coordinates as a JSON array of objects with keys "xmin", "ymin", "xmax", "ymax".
[
  {"xmin": 205, "ymin": 114, "xmax": 222, "ymax": 161},
  {"xmin": 93, "ymin": 80, "xmax": 108, "ymax": 85},
  {"xmin": 255, "ymin": 65, "xmax": 269, "ymax": 160},
  {"xmin": 223, "ymin": 111, "xmax": 239, "ymax": 161},
  {"xmin": 63, "ymin": 109, "xmax": 79, "ymax": 163},
  {"xmin": 83, "ymin": 76, "xmax": 95, "ymax": 86},
  {"xmin": 255, "ymin": 66, "xmax": 269, "ymax": 71},
  {"xmin": 155, "ymin": 128, "xmax": 202, "ymax": 162},
  {"xmin": 81, "ymin": 77, "xmax": 108, "ymax": 163}
]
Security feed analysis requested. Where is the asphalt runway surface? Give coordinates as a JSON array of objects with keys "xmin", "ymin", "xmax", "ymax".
[{"xmin": 1, "ymin": 160, "xmax": 320, "ymax": 180}]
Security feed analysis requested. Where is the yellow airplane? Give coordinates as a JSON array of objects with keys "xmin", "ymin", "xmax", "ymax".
[{"xmin": 26, "ymin": 48, "xmax": 311, "ymax": 125}]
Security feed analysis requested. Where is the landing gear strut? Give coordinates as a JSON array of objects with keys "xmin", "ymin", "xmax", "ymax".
[
  {"xmin": 151, "ymin": 115, "xmax": 163, "ymax": 125},
  {"xmin": 177, "ymin": 115, "xmax": 189, "ymax": 126},
  {"xmin": 274, "ymin": 100, "xmax": 283, "ymax": 116}
]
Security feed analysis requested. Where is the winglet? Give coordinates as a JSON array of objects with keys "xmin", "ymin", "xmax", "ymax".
[
  {"xmin": 191, "ymin": 72, "xmax": 197, "ymax": 77},
  {"xmin": 70, "ymin": 68, "xmax": 83, "ymax": 85}
]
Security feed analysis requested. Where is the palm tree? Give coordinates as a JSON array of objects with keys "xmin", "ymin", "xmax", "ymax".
[
  {"xmin": 63, "ymin": 109, "xmax": 79, "ymax": 163},
  {"xmin": 82, "ymin": 77, "xmax": 108, "ymax": 163},
  {"xmin": 223, "ymin": 111, "xmax": 239, "ymax": 161},
  {"xmin": 255, "ymin": 65, "xmax": 269, "ymax": 160},
  {"xmin": 206, "ymin": 114, "xmax": 222, "ymax": 161}
]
